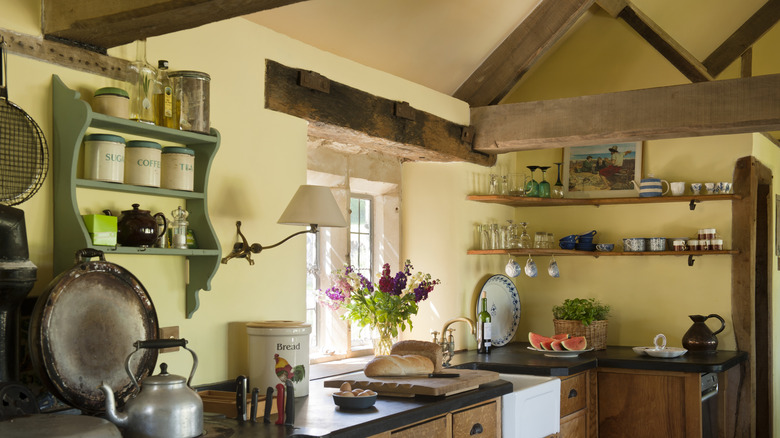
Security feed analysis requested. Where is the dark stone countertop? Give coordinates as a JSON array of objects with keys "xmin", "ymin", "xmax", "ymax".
[
  {"xmin": 448, "ymin": 342, "xmax": 748, "ymax": 376},
  {"xmin": 203, "ymin": 377, "xmax": 512, "ymax": 438}
]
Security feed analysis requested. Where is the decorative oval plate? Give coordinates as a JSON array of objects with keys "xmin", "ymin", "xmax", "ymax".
[
  {"xmin": 644, "ymin": 347, "xmax": 687, "ymax": 358},
  {"xmin": 477, "ymin": 274, "xmax": 520, "ymax": 347},
  {"xmin": 526, "ymin": 347, "xmax": 594, "ymax": 358}
]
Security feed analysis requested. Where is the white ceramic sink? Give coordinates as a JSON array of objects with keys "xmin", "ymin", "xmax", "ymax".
[{"xmin": 499, "ymin": 373, "xmax": 561, "ymax": 438}]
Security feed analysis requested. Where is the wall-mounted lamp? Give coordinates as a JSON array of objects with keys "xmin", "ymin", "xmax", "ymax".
[{"xmin": 221, "ymin": 185, "xmax": 347, "ymax": 265}]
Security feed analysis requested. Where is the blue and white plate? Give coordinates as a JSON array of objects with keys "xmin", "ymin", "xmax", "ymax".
[{"xmin": 477, "ymin": 275, "xmax": 520, "ymax": 346}]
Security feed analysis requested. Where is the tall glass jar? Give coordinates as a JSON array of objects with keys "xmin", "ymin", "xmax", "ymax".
[{"xmin": 128, "ymin": 39, "xmax": 156, "ymax": 124}]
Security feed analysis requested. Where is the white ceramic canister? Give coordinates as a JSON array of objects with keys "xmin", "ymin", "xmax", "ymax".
[
  {"xmin": 161, "ymin": 146, "xmax": 195, "ymax": 191},
  {"xmin": 125, "ymin": 140, "xmax": 162, "ymax": 187},
  {"xmin": 84, "ymin": 133, "xmax": 126, "ymax": 183},
  {"xmin": 169, "ymin": 70, "xmax": 211, "ymax": 134},
  {"xmin": 93, "ymin": 87, "xmax": 130, "ymax": 119},
  {"xmin": 247, "ymin": 321, "xmax": 312, "ymax": 397}
]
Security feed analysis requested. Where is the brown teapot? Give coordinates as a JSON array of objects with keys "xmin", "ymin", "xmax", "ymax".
[
  {"xmin": 682, "ymin": 314, "xmax": 725, "ymax": 353},
  {"xmin": 117, "ymin": 203, "xmax": 167, "ymax": 247}
]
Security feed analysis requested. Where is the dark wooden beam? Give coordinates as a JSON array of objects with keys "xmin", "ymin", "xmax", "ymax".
[
  {"xmin": 42, "ymin": 0, "xmax": 308, "ymax": 49},
  {"xmin": 0, "ymin": 28, "xmax": 129, "ymax": 80},
  {"xmin": 615, "ymin": 2, "xmax": 712, "ymax": 82},
  {"xmin": 470, "ymin": 73, "xmax": 780, "ymax": 154},
  {"xmin": 265, "ymin": 60, "xmax": 495, "ymax": 167},
  {"xmin": 453, "ymin": 0, "xmax": 596, "ymax": 107},
  {"xmin": 703, "ymin": 0, "xmax": 780, "ymax": 78}
]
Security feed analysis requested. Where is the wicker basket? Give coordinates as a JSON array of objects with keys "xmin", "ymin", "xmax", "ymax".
[{"xmin": 553, "ymin": 319, "xmax": 608, "ymax": 350}]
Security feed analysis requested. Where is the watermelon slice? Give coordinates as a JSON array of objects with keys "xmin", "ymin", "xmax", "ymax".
[
  {"xmin": 551, "ymin": 333, "xmax": 570, "ymax": 341},
  {"xmin": 561, "ymin": 336, "xmax": 587, "ymax": 351},
  {"xmin": 551, "ymin": 339, "xmax": 565, "ymax": 351},
  {"xmin": 528, "ymin": 332, "xmax": 553, "ymax": 350},
  {"xmin": 540, "ymin": 338, "xmax": 555, "ymax": 350}
]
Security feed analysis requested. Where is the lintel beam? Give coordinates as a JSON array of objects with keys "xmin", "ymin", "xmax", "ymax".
[{"xmin": 471, "ymin": 73, "xmax": 780, "ymax": 154}]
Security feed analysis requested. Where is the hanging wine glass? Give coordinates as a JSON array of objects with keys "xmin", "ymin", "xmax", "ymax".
[
  {"xmin": 552, "ymin": 162, "xmax": 565, "ymax": 199},
  {"xmin": 538, "ymin": 166, "xmax": 551, "ymax": 198},
  {"xmin": 518, "ymin": 222, "xmax": 532, "ymax": 249},
  {"xmin": 525, "ymin": 166, "xmax": 540, "ymax": 197}
]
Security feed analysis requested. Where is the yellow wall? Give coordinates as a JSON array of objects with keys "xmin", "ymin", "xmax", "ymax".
[{"xmin": 2, "ymin": 3, "xmax": 468, "ymax": 385}]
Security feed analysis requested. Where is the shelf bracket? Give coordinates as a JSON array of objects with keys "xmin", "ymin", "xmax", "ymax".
[
  {"xmin": 689, "ymin": 199, "xmax": 700, "ymax": 210},
  {"xmin": 688, "ymin": 255, "xmax": 696, "ymax": 266}
]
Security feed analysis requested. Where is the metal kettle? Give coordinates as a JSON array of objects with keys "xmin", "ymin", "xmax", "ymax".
[
  {"xmin": 682, "ymin": 314, "xmax": 725, "ymax": 352},
  {"xmin": 101, "ymin": 339, "xmax": 203, "ymax": 438}
]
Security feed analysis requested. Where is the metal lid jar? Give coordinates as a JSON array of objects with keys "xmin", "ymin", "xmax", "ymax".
[
  {"xmin": 246, "ymin": 321, "xmax": 312, "ymax": 397},
  {"xmin": 161, "ymin": 146, "xmax": 195, "ymax": 191},
  {"xmin": 169, "ymin": 71, "xmax": 210, "ymax": 134},
  {"xmin": 84, "ymin": 133, "xmax": 125, "ymax": 183},
  {"xmin": 125, "ymin": 140, "xmax": 162, "ymax": 187},
  {"xmin": 93, "ymin": 87, "xmax": 129, "ymax": 119}
]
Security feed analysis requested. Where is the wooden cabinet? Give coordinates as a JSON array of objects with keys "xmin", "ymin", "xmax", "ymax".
[
  {"xmin": 597, "ymin": 368, "xmax": 701, "ymax": 438},
  {"xmin": 559, "ymin": 370, "xmax": 596, "ymax": 438},
  {"xmin": 370, "ymin": 399, "xmax": 501, "ymax": 438},
  {"xmin": 51, "ymin": 75, "xmax": 221, "ymax": 318}
]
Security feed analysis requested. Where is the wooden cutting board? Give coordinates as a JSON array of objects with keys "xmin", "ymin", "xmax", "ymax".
[{"xmin": 323, "ymin": 369, "xmax": 499, "ymax": 397}]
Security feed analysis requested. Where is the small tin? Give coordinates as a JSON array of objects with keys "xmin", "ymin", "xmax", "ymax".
[
  {"xmin": 169, "ymin": 70, "xmax": 210, "ymax": 134},
  {"xmin": 84, "ymin": 133, "xmax": 126, "ymax": 183},
  {"xmin": 93, "ymin": 87, "xmax": 130, "ymax": 119},
  {"xmin": 161, "ymin": 146, "xmax": 195, "ymax": 191},
  {"xmin": 125, "ymin": 140, "xmax": 162, "ymax": 187}
]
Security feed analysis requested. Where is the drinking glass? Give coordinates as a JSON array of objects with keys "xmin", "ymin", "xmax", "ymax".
[
  {"xmin": 525, "ymin": 166, "xmax": 540, "ymax": 197},
  {"xmin": 538, "ymin": 166, "xmax": 551, "ymax": 198},
  {"xmin": 518, "ymin": 222, "xmax": 532, "ymax": 248},
  {"xmin": 552, "ymin": 162, "xmax": 565, "ymax": 199},
  {"xmin": 488, "ymin": 174, "xmax": 499, "ymax": 195},
  {"xmin": 509, "ymin": 173, "xmax": 526, "ymax": 196}
]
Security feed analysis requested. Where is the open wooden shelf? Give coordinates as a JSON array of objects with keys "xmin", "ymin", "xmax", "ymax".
[
  {"xmin": 466, "ymin": 193, "xmax": 740, "ymax": 207},
  {"xmin": 467, "ymin": 249, "xmax": 738, "ymax": 257}
]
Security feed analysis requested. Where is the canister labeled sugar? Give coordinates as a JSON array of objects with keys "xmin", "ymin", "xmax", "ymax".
[{"xmin": 84, "ymin": 133, "xmax": 125, "ymax": 183}]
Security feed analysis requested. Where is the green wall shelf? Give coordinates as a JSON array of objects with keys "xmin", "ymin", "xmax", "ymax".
[{"xmin": 52, "ymin": 75, "xmax": 221, "ymax": 318}]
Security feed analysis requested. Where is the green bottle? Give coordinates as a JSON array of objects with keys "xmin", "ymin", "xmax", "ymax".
[{"xmin": 477, "ymin": 292, "xmax": 492, "ymax": 354}]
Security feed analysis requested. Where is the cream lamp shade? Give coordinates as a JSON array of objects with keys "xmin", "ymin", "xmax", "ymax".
[{"xmin": 277, "ymin": 185, "xmax": 347, "ymax": 228}]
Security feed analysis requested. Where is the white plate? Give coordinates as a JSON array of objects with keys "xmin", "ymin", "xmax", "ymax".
[
  {"xmin": 632, "ymin": 346, "xmax": 654, "ymax": 355},
  {"xmin": 644, "ymin": 347, "xmax": 687, "ymax": 358},
  {"xmin": 477, "ymin": 275, "xmax": 520, "ymax": 346},
  {"xmin": 527, "ymin": 346, "xmax": 594, "ymax": 358}
]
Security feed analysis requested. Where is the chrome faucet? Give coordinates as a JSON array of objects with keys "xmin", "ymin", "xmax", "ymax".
[{"xmin": 432, "ymin": 317, "xmax": 476, "ymax": 367}]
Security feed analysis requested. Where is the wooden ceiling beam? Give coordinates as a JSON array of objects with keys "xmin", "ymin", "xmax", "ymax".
[
  {"xmin": 42, "ymin": 0, "xmax": 308, "ymax": 50},
  {"xmin": 470, "ymin": 73, "xmax": 780, "ymax": 154},
  {"xmin": 703, "ymin": 0, "xmax": 780, "ymax": 78},
  {"xmin": 265, "ymin": 60, "xmax": 495, "ymax": 167},
  {"xmin": 453, "ymin": 0, "xmax": 596, "ymax": 107},
  {"xmin": 596, "ymin": 0, "xmax": 712, "ymax": 82}
]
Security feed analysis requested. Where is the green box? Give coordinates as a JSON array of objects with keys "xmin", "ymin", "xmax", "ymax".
[{"xmin": 82, "ymin": 214, "xmax": 117, "ymax": 246}]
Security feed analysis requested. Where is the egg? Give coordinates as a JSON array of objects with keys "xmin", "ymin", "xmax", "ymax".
[
  {"xmin": 352, "ymin": 388, "xmax": 363, "ymax": 396},
  {"xmin": 357, "ymin": 389, "xmax": 377, "ymax": 397},
  {"xmin": 339, "ymin": 382, "xmax": 351, "ymax": 392},
  {"xmin": 336, "ymin": 390, "xmax": 355, "ymax": 397}
]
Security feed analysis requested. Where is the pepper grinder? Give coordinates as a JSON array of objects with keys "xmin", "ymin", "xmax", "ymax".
[{"xmin": 171, "ymin": 206, "xmax": 189, "ymax": 249}]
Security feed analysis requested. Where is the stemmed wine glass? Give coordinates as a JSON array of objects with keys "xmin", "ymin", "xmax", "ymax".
[
  {"xmin": 525, "ymin": 166, "xmax": 540, "ymax": 197},
  {"xmin": 538, "ymin": 166, "xmax": 551, "ymax": 198},
  {"xmin": 552, "ymin": 162, "xmax": 565, "ymax": 199}
]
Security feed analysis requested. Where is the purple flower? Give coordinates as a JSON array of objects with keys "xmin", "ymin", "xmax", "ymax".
[{"xmin": 392, "ymin": 271, "xmax": 407, "ymax": 296}]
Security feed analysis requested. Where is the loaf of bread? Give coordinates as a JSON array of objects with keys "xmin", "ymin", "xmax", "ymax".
[
  {"xmin": 390, "ymin": 340, "xmax": 444, "ymax": 372},
  {"xmin": 363, "ymin": 354, "xmax": 434, "ymax": 377}
]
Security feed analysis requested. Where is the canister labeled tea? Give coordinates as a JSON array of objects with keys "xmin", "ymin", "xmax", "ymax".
[
  {"xmin": 84, "ymin": 133, "xmax": 126, "ymax": 183},
  {"xmin": 170, "ymin": 70, "xmax": 210, "ymax": 134},
  {"xmin": 247, "ymin": 321, "xmax": 311, "ymax": 397},
  {"xmin": 161, "ymin": 146, "xmax": 195, "ymax": 191},
  {"xmin": 93, "ymin": 87, "xmax": 130, "ymax": 119},
  {"xmin": 125, "ymin": 140, "xmax": 162, "ymax": 187}
]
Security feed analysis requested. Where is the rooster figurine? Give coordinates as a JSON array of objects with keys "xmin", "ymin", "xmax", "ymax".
[{"xmin": 274, "ymin": 353, "xmax": 306, "ymax": 383}]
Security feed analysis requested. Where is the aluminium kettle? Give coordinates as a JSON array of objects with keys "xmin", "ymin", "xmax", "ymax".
[
  {"xmin": 681, "ymin": 314, "xmax": 725, "ymax": 353},
  {"xmin": 100, "ymin": 339, "xmax": 203, "ymax": 438}
]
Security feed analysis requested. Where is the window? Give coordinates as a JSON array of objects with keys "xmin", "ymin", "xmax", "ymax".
[{"xmin": 349, "ymin": 195, "xmax": 373, "ymax": 350}]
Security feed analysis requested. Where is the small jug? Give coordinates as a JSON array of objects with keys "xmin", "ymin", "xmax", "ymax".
[
  {"xmin": 681, "ymin": 314, "xmax": 725, "ymax": 352},
  {"xmin": 632, "ymin": 177, "xmax": 670, "ymax": 197}
]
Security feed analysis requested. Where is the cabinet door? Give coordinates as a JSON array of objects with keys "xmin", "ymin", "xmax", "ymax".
[
  {"xmin": 560, "ymin": 373, "xmax": 587, "ymax": 417},
  {"xmin": 452, "ymin": 401, "xmax": 498, "ymax": 438},
  {"xmin": 560, "ymin": 409, "xmax": 587, "ymax": 438},
  {"xmin": 392, "ymin": 415, "xmax": 450, "ymax": 438}
]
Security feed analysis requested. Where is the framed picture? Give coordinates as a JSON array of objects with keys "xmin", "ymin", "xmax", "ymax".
[{"xmin": 563, "ymin": 142, "xmax": 643, "ymax": 198}]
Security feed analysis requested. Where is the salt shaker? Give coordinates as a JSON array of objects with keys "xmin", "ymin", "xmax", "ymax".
[{"xmin": 171, "ymin": 206, "xmax": 189, "ymax": 249}]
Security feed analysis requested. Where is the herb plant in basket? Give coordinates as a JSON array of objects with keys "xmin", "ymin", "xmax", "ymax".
[{"xmin": 552, "ymin": 298, "xmax": 610, "ymax": 350}]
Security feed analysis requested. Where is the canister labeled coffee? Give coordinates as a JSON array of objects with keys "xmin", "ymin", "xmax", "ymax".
[
  {"xmin": 161, "ymin": 146, "xmax": 194, "ymax": 191},
  {"xmin": 125, "ymin": 140, "xmax": 162, "ymax": 187},
  {"xmin": 247, "ymin": 321, "xmax": 311, "ymax": 397},
  {"xmin": 84, "ymin": 133, "xmax": 125, "ymax": 183}
]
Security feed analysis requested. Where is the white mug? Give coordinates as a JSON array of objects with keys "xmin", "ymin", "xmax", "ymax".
[
  {"xmin": 704, "ymin": 182, "xmax": 716, "ymax": 194},
  {"xmin": 670, "ymin": 182, "xmax": 685, "ymax": 196}
]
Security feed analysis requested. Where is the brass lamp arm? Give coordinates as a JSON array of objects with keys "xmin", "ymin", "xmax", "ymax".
[{"xmin": 221, "ymin": 221, "xmax": 318, "ymax": 265}]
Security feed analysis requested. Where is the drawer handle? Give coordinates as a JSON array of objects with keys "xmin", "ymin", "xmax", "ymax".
[
  {"xmin": 470, "ymin": 423, "xmax": 483, "ymax": 435},
  {"xmin": 568, "ymin": 389, "xmax": 578, "ymax": 399}
]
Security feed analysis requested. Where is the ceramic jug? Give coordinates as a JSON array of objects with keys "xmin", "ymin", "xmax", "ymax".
[
  {"xmin": 632, "ymin": 177, "xmax": 670, "ymax": 197},
  {"xmin": 681, "ymin": 314, "xmax": 725, "ymax": 352}
]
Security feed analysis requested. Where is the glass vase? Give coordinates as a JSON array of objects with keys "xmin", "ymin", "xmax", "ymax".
[{"xmin": 372, "ymin": 324, "xmax": 396, "ymax": 356}]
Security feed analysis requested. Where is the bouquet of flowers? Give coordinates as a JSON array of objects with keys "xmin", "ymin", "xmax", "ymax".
[{"xmin": 319, "ymin": 260, "xmax": 440, "ymax": 354}]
